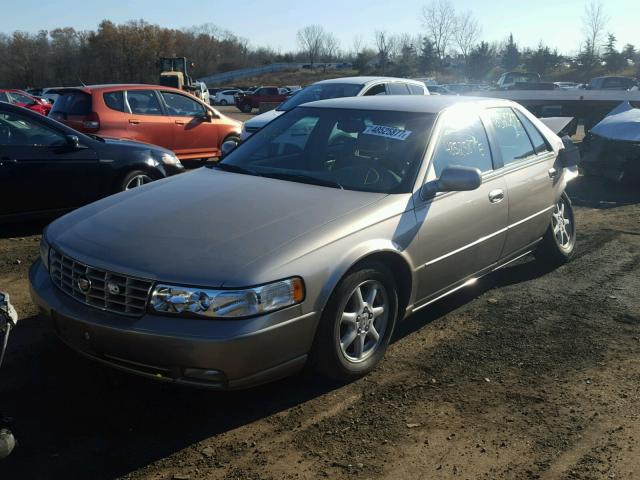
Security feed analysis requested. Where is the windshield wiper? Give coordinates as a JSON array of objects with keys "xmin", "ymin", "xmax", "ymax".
[
  {"xmin": 213, "ymin": 163, "xmax": 259, "ymax": 176},
  {"xmin": 261, "ymin": 172, "xmax": 343, "ymax": 189}
]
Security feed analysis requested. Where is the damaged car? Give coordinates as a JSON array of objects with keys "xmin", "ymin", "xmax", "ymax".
[
  {"xmin": 581, "ymin": 101, "xmax": 640, "ymax": 182},
  {"xmin": 30, "ymin": 96, "xmax": 578, "ymax": 389}
]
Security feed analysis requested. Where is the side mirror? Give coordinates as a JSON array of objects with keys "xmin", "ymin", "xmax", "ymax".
[
  {"xmin": 220, "ymin": 139, "xmax": 238, "ymax": 158},
  {"xmin": 66, "ymin": 135, "xmax": 80, "ymax": 149},
  {"xmin": 421, "ymin": 166, "xmax": 482, "ymax": 199}
]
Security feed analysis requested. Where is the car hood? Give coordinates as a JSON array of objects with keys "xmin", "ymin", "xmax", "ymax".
[
  {"xmin": 47, "ymin": 168, "xmax": 387, "ymax": 287},
  {"xmin": 245, "ymin": 109, "xmax": 284, "ymax": 129}
]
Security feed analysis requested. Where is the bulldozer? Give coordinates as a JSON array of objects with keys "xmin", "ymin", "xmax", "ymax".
[{"xmin": 159, "ymin": 57, "xmax": 209, "ymax": 103}]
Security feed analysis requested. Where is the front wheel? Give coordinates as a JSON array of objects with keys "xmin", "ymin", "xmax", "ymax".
[
  {"xmin": 120, "ymin": 170, "xmax": 153, "ymax": 191},
  {"xmin": 220, "ymin": 99, "xmax": 228, "ymax": 106},
  {"xmin": 241, "ymin": 104, "xmax": 253, "ymax": 113},
  {"xmin": 535, "ymin": 192, "xmax": 576, "ymax": 265},
  {"xmin": 309, "ymin": 263, "xmax": 398, "ymax": 381}
]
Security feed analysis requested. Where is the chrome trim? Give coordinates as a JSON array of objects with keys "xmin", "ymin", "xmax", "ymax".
[
  {"xmin": 413, "ymin": 277, "xmax": 478, "ymax": 312},
  {"xmin": 49, "ymin": 248, "xmax": 153, "ymax": 317},
  {"xmin": 421, "ymin": 205, "xmax": 553, "ymax": 268}
]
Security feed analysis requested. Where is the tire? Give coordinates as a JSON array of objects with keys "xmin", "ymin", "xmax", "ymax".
[
  {"xmin": 309, "ymin": 262, "xmax": 398, "ymax": 381},
  {"xmin": 120, "ymin": 170, "xmax": 153, "ymax": 192},
  {"xmin": 220, "ymin": 99, "xmax": 228, "ymax": 106},
  {"xmin": 535, "ymin": 192, "xmax": 576, "ymax": 265},
  {"xmin": 241, "ymin": 104, "xmax": 253, "ymax": 113}
]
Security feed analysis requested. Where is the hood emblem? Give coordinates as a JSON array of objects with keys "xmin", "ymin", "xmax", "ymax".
[
  {"xmin": 77, "ymin": 276, "xmax": 91, "ymax": 294},
  {"xmin": 107, "ymin": 281, "xmax": 121, "ymax": 296}
]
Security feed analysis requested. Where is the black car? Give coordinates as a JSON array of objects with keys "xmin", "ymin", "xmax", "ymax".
[{"xmin": 0, "ymin": 102, "xmax": 184, "ymax": 223}]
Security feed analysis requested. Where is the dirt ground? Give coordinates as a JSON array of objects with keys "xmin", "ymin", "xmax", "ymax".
[{"xmin": 0, "ymin": 175, "xmax": 639, "ymax": 480}]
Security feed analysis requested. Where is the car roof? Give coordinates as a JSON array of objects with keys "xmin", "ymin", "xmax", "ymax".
[
  {"xmin": 313, "ymin": 76, "xmax": 425, "ymax": 86},
  {"xmin": 52, "ymin": 84, "xmax": 184, "ymax": 93},
  {"xmin": 300, "ymin": 95, "xmax": 511, "ymax": 113}
]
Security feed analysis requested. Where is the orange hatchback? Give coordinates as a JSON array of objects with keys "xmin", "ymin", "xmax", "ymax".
[{"xmin": 50, "ymin": 85, "xmax": 242, "ymax": 161}]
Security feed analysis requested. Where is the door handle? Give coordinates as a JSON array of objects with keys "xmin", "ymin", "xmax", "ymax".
[
  {"xmin": 548, "ymin": 167, "xmax": 558, "ymax": 178},
  {"xmin": 128, "ymin": 119, "xmax": 140, "ymax": 125},
  {"xmin": 174, "ymin": 120, "xmax": 185, "ymax": 125},
  {"xmin": 488, "ymin": 189, "xmax": 505, "ymax": 203}
]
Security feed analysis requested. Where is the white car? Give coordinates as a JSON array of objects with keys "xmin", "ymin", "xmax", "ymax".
[
  {"xmin": 193, "ymin": 82, "xmax": 210, "ymax": 105},
  {"xmin": 214, "ymin": 89, "xmax": 241, "ymax": 106},
  {"xmin": 240, "ymin": 76, "xmax": 429, "ymax": 140}
]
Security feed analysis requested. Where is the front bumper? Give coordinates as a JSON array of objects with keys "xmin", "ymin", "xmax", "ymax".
[{"xmin": 29, "ymin": 260, "xmax": 318, "ymax": 389}]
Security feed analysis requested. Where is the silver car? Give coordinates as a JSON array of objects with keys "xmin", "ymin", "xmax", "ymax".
[
  {"xmin": 240, "ymin": 76, "xmax": 429, "ymax": 140},
  {"xmin": 30, "ymin": 96, "xmax": 578, "ymax": 389}
]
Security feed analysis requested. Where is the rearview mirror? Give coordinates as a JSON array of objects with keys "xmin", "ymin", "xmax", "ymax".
[
  {"xmin": 66, "ymin": 135, "xmax": 80, "ymax": 149},
  {"xmin": 420, "ymin": 166, "xmax": 482, "ymax": 199},
  {"xmin": 220, "ymin": 139, "xmax": 238, "ymax": 158}
]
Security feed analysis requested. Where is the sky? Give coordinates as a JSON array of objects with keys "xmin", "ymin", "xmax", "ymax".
[{"xmin": 0, "ymin": 0, "xmax": 636, "ymax": 55}]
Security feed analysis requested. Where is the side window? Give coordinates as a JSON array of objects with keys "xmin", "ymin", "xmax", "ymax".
[
  {"xmin": 8, "ymin": 92, "xmax": 35, "ymax": 105},
  {"xmin": 0, "ymin": 111, "xmax": 66, "ymax": 146},
  {"xmin": 429, "ymin": 114, "xmax": 493, "ymax": 178},
  {"xmin": 0, "ymin": 92, "xmax": 8, "ymax": 102},
  {"xmin": 127, "ymin": 90, "xmax": 162, "ymax": 115},
  {"xmin": 387, "ymin": 83, "xmax": 410, "ymax": 95},
  {"xmin": 103, "ymin": 91, "xmax": 125, "ymax": 112},
  {"xmin": 160, "ymin": 92, "xmax": 205, "ymax": 117},
  {"xmin": 363, "ymin": 84, "xmax": 386, "ymax": 96},
  {"xmin": 265, "ymin": 88, "xmax": 279, "ymax": 95},
  {"xmin": 486, "ymin": 108, "xmax": 536, "ymax": 165},
  {"xmin": 407, "ymin": 84, "xmax": 425, "ymax": 95},
  {"xmin": 514, "ymin": 110, "xmax": 551, "ymax": 154}
]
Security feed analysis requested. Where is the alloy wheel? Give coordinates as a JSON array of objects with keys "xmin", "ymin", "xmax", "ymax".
[
  {"xmin": 125, "ymin": 174, "xmax": 152, "ymax": 190},
  {"xmin": 552, "ymin": 197, "xmax": 573, "ymax": 248},
  {"xmin": 338, "ymin": 280, "xmax": 389, "ymax": 363}
]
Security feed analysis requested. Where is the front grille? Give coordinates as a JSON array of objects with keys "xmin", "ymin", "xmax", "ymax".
[{"xmin": 49, "ymin": 249, "xmax": 153, "ymax": 317}]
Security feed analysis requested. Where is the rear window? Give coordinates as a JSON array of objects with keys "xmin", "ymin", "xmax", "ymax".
[
  {"xmin": 103, "ymin": 91, "xmax": 125, "ymax": 112},
  {"xmin": 387, "ymin": 83, "xmax": 410, "ymax": 95},
  {"xmin": 51, "ymin": 91, "xmax": 92, "ymax": 116}
]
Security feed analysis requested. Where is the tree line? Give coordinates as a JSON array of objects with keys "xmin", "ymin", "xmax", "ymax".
[{"xmin": 0, "ymin": 1, "xmax": 637, "ymax": 88}]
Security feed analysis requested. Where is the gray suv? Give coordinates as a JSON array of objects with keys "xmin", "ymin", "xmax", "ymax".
[
  {"xmin": 30, "ymin": 96, "xmax": 577, "ymax": 389},
  {"xmin": 240, "ymin": 76, "xmax": 429, "ymax": 140}
]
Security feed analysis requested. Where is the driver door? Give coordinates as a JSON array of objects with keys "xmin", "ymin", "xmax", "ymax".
[
  {"xmin": 159, "ymin": 91, "xmax": 218, "ymax": 159},
  {"xmin": 0, "ymin": 109, "xmax": 99, "ymax": 217},
  {"xmin": 413, "ymin": 109, "xmax": 508, "ymax": 304}
]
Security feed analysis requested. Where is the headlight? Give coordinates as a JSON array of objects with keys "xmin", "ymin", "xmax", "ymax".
[
  {"xmin": 39, "ymin": 235, "xmax": 50, "ymax": 271},
  {"xmin": 159, "ymin": 152, "xmax": 181, "ymax": 166},
  {"xmin": 149, "ymin": 277, "xmax": 304, "ymax": 319}
]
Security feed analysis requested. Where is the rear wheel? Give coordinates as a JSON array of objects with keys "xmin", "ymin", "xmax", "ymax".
[
  {"xmin": 220, "ymin": 99, "xmax": 228, "ymax": 106},
  {"xmin": 120, "ymin": 170, "xmax": 153, "ymax": 191},
  {"xmin": 309, "ymin": 263, "xmax": 398, "ymax": 381},
  {"xmin": 535, "ymin": 192, "xmax": 576, "ymax": 265},
  {"xmin": 241, "ymin": 104, "xmax": 253, "ymax": 113}
]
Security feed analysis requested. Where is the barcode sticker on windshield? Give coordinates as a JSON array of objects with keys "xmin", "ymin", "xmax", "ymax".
[{"xmin": 362, "ymin": 125, "xmax": 412, "ymax": 141}]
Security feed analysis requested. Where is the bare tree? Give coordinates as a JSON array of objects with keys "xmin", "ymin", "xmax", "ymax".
[
  {"xmin": 582, "ymin": 1, "xmax": 609, "ymax": 56},
  {"xmin": 296, "ymin": 24, "xmax": 325, "ymax": 68},
  {"xmin": 322, "ymin": 32, "xmax": 340, "ymax": 61},
  {"xmin": 374, "ymin": 30, "xmax": 397, "ymax": 73},
  {"xmin": 352, "ymin": 34, "xmax": 364, "ymax": 57},
  {"xmin": 421, "ymin": 0, "xmax": 456, "ymax": 63},
  {"xmin": 454, "ymin": 10, "xmax": 481, "ymax": 61}
]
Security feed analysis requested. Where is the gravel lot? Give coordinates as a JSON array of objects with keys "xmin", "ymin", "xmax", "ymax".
[{"xmin": 0, "ymin": 164, "xmax": 639, "ymax": 479}]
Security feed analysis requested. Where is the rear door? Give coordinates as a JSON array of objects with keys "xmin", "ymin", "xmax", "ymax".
[
  {"xmin": 386, "ymin": 83, "xmax": 411, "ymax": 95},
  {"xmin": 124, "ymin": 89, "xmax": 174, "ymax": 150},
  {"xmin": 0, "ymin": 109, "xmax": 100, "ymax": 217},
  {"xmin": 159, "ymin": 90, "xmax": 218, "ymax": 159},
  {"xmin": 484, "ymin": 107, "xmax": 556, "ymax": 257},
  {"xmin": 414, "ymin": 108, "xmax": 508, "ymax": 303}
]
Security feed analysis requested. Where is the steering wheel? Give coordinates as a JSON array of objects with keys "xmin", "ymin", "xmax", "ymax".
[{"xmin": 333, "ymin": 164, "xmax": 399, "ymax": 189}]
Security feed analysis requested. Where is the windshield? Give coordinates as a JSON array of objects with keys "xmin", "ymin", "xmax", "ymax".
[
  {"xmin": 277, "ymin": 83, "xmax": 363, "ymax": 111},
  {"xmin": 219, "ymin": 107, "xmax": 434, "ymax": 194}
]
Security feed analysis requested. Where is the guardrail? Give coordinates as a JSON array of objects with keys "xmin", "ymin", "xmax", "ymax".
[{"xmin": 198, "ymin": 63, "xmax": 306, "ymax": 86}]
